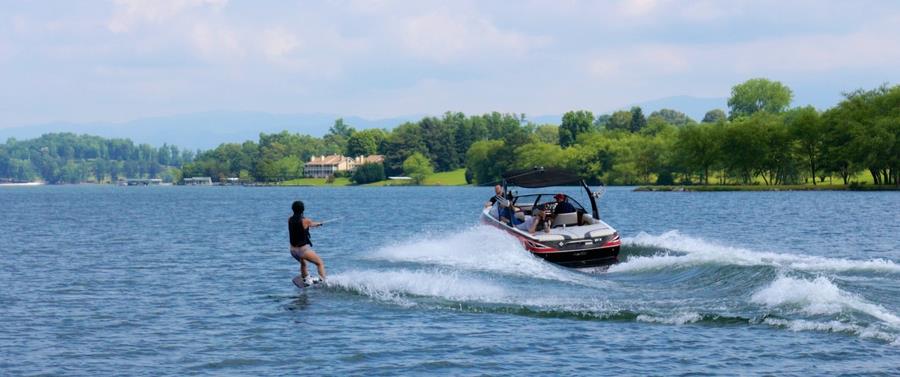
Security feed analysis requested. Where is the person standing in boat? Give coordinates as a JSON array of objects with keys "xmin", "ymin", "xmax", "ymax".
[
  {"xmin": 484, "ymin": 184, "xmax": 503, "ymax": 207},
  {"xmin": 288, "ymin": 200, "xmax": 326, "ymax": 284}
]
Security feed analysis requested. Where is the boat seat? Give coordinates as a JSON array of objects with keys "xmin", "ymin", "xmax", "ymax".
[
  {"xmin": 586, "ymin": 226, "xmax": 614, "ymax": 238},
  {"xmin": 552, "ymin": 212, "xmax": 579, "ymax": 227}
]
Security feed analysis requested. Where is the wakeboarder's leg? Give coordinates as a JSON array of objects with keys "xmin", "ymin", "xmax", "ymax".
[
  {"xmin": 300, "ymin": 259, "xmax": 309, "ymax": 279},
  {"xmin": 302, "ymin": 249, "xmax": 326, "ymax": 280}
]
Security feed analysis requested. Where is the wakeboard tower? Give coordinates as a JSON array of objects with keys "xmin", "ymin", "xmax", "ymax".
[{"xmin": 481, "ymin": 167, "xmax": 621, "ymax": 268}]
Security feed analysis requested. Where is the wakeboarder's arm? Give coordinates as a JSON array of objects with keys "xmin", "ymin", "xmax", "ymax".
[{"xmin": 303, "ymin": 218, "xmax": 323, "ymax": 229}]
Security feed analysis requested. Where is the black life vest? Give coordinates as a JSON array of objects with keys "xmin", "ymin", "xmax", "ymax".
[{"xmin": 288, "ymin": 215, "xmax": 312, "ymax": 247}]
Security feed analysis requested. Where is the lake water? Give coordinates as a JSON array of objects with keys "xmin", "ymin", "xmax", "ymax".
[{"xmin": 1, "ymin": 185, "xmax": 898, "ymax": 375}]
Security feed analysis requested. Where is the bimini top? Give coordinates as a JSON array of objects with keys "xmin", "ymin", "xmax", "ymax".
[{"xmin": 502, "ymin": 167, "xmax": 582, "ymax": 188}]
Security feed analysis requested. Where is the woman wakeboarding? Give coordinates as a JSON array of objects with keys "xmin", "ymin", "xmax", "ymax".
[{"xmin": 288, "ymin": 200, "xmax": 326, "ymax": 287}]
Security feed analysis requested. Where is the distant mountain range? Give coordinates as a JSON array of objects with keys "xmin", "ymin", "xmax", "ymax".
[{"xmin": 0, "ymin": 96, "xmax": 726, "ymax": 150}]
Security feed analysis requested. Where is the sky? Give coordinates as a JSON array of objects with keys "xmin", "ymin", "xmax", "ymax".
[{"xmin": 1, "ymin": 0, "xmax": 899, "ymax": 128}]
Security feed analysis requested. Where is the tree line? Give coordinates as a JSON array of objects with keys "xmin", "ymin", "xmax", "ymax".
[
  {"xmin": 0, "ymin": 133, "xmax": 192, "ymax": 183},
  {"xmin": 468, "ymin": 79, "xmax": 898, "ymax": 187},
  {"xmin": 2, "ymin": 79, "xmax": 897, "ymax": 186}
]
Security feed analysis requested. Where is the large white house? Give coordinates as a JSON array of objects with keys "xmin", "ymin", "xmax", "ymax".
[{"xmin": 304, "ymin": 155, "xmax": 384, "ymax": 178}]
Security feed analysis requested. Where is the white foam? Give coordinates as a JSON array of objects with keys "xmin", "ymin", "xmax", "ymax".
[
  {"xmin": 327, "ymin": 268, "xmax": 625, "ymax": 316},
  {"xmin": 368, "ymin": 226, "xmax": 611, "ymax": 288},
  {"xmin": 613, "ymin": 230, "xmax": 900, "ymax": 274},
  {"xmin": 751, "ymin": 275, "xmax": 900, "ymax": 327},
  {"xmin": 328, "ymin": 268, "xmax": 509, "ymax": 305},
  {"xmin": 636, "ymin": 312, "xmax": 702, "ymax": 325},
  {"xmin": 764, "ymin": 318, "xmax": 898, "ymax": 344}
]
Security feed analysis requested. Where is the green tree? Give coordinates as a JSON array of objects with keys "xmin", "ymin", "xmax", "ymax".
[
  {"xmin": 465, "ymin": 139, "xmax": 505, "ymax": 185},
  {"xmin": 829, "ymin": 85, "xmax": 899, "ymax": 185},
  {"xmin": 630, "ymin": 107, "xmax": 647, "ymax": 133},
  {"xmin": 674, "ymin": 124, "xmax": 721, "ymax": 184},
  {"xmin": 559, "ymin": 110, "xmax": 594, "ymax": 147},
  {"xmin": 649, "ymin": 108, "xmax": 693, "ymax": 126},
  {"xmin": 381, "ymin": 123, "xmax": 427, "ymax": 176},
  {"xmin": 594, "ymin": 114, "xmax": 612, "ymax": 130},
  {"xmin": 402, "ymin": 152, "xmax": 433, "ymax": 185},
  {"xmin": 418, "ymin": 116, "xmax": 458, "ymax": 171},
  {"xmin": 727, "ymin": 78, "xmax": 793, "ymax": 120},
  {"xmin": 605, "ymin": 110, "xmax": 632, "ymax": 132},
  {"xmin": 702, "ymin": 109, "xmax": 727, "ymax": 123},
  {"xmin": 324, "ymin": 118, "xmax": 355, "ymax": 154},
  {"xmin": 533, "ymin": 124, "xmax": 559, "ymax": 144},
  {"xmin": 346, "ymin": 129, "xmax": 384, "ymax": 157},
  {"xmin": 785, "ymin": 106, "xmax": 825, "ymax": 184},
  {"xmin": 351, "ymin": 162, "xmax": 385, "ymax": 184},
  {"xmin": 821, "ymin": 108, "xmax": 856, "ymax": 184}
]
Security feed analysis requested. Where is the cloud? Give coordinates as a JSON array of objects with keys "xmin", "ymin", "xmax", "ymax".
[
  {"xmin": 587, "ymin": 17, "xmax": 900, "ymax": 80},
  {"xmin": 261, "ymin": 27, "xmax": 300, "ymax": 59},
  {"xmin": 2, "ymin": 0, "xmax": 899, "ymax": 127},
  {"xmin": 108, "ymin": 0, "xmax": 227, "ymax": 33},
  {"xmin": 399, "ymin": 9, "xmax": 550, "ymax": 63},
  {"xmin": 189, "ymin": 22, "xmax": 243, "ymax": 59},
  {"xmin": 618, "ymin": 0, "xmax": 661, "ymax": 16}
]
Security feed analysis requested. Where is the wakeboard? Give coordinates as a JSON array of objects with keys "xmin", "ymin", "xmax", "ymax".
[{"xmin": 292, "ymin": 275, "xmax": 323, "ymax": 288}]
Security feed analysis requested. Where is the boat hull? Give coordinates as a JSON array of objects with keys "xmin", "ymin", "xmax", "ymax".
[
  {"xmin": 530, "ymin": 245, "xmax": 619, "ymax": 268},
  {"xmin": 481, "ymin": 212, "xmax": 619, "ymax": 268}
]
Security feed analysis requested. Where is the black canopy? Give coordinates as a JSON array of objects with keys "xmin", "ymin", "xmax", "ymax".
[{"xmin": 502, "ymin": 168, "xmax": 582, "ymax": 188}]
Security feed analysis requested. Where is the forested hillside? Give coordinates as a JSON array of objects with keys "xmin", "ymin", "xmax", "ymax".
[
  {"xmin": 0, "ymin": 134, "xmax": 191, "ymax": 183},
  {"xmin": 3, "ymin": 79, "xmax": 897, "ymax": 186}
]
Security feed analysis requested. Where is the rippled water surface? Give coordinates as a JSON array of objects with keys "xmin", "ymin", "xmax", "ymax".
[{"xmin": 2, "ymin": 186, "xmax": 898, "ymax": 375}]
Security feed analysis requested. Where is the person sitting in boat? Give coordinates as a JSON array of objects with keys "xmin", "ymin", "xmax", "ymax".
[
  {"xmin": 484, "ymin": 185, "xmax": 503, "ymax": 208},
  {"xmin": 552, "ymin": 192, "xmax": 584, "ymax": 226},
  {"xmin": 552, "ymin": 193, "xmax": 576, "ymax": 215},
  {"xmin": 498, "ymin": 201, "xmax": 522, "ymax": 226},
  {"xmin": 516, "ymin": 208, "xmax": 548, "ymax": 235}
]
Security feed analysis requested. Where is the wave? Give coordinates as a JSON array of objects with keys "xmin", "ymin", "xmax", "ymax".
[
  {"xmin": 367, "ymin": 226, "xmax": 612, "ymax": 288},
  {"xmin": 327, "ymin": 268, "xmax": 510, "ymax": 306},
  {"xmin": 327, "ymin": 269, "xmax": 751, "ymax": 326},
  {"xmin": 763, "ymin": 318, "xmax": 898, "ymax": 345},
  {"xmin": 325, "ymin": 269, "xmax": 899, "ymax": 344},
  {"xmin": 751, "ymin": 275, "xmax": 900, "ymax": 326},
  {"xmin": 636, "ymin": 312, "xmax": 702, "ymax": 325},
  {"xmin": 612, "ymin": 230, "xmax": 900, "ymax": 274}
]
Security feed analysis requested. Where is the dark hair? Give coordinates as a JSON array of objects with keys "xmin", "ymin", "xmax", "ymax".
[{"xmin": 291, "ymin": 200, "xmax": 304, "ymax": 214}]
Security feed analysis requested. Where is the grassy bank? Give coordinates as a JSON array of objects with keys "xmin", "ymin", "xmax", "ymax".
[
  {"xmin": 275, "ymin": 177, "xmax": 352, "ymax": 186},
  {"xmin": 364, "ymin": 169, "xmax": 469, "ymax": 186},
  {"xmin": 274, "ymin": 169, "xmax": 470, "ymax": 187},
  {"xmin": 635, "ymin": 184, "xmax": 899, "ymax": 192}
]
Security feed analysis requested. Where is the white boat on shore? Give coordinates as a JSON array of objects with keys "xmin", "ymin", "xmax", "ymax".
[{"xmin": 0, "ymin": 182, "xmax": 45, "ymax": 187}]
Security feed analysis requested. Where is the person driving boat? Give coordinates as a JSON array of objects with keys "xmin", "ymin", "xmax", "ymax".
[{"xmin": 552, "ymin": 193, "xmax": 576, "ymax": 215}]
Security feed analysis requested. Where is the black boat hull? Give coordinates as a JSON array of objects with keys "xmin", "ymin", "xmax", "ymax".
[{"xmin": 531, "ymin": 246, "xmax": 619, "ymax": 268}]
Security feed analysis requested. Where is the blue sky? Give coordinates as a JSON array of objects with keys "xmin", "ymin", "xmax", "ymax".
[{"xmin": 1, "ymin": 0, "xmax": 899, "ymax": 128}]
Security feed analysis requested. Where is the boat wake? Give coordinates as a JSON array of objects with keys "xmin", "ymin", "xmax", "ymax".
[
  {"xmin": 614, "ymin": 230, "xmax": 900, "ymax": 275},
  {"xmin": 366, "ymin": 226, "xmax": 613, "ymax": 288},
  {"xmin": 327, "ymin": 227, "xmax": 899, "ymax": 345},
  {"xmin": 751, "ymin": 275, "xmax": 900, "ymax": 326},
  {"xmin": 328, "ymin": 268, "xmax": 510, "ymax": 306}
]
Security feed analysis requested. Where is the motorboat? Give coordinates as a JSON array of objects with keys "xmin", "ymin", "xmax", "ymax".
[{"xmin": 481, "ymin": 168, "xmax": 621, "ymax": 268}]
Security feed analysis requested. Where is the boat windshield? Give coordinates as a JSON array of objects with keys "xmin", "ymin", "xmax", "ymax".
[{"xmin": 511, "ymin": 193, "xmax": 586, "ymax": 213}]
